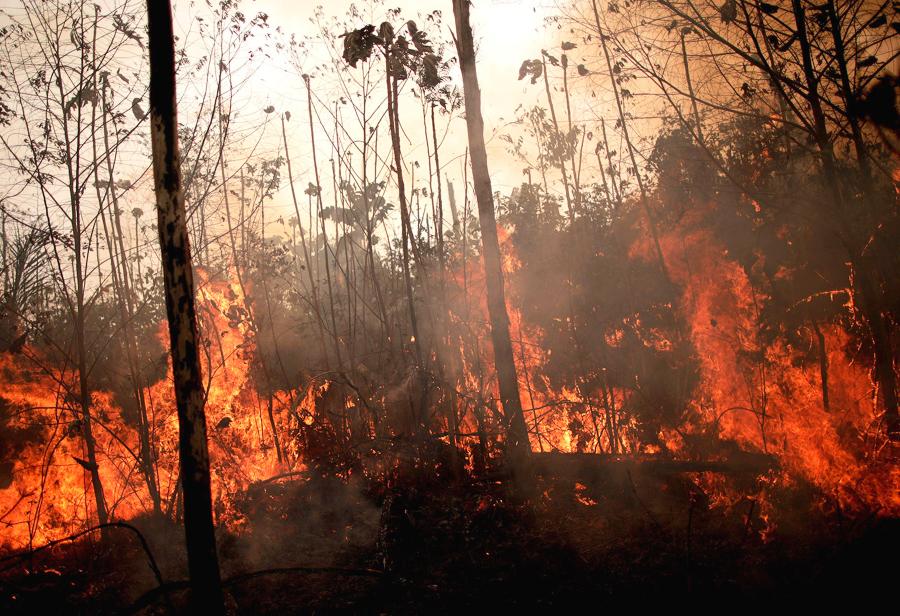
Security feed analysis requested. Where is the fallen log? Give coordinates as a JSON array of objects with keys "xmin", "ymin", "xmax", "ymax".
[{"xmin": 531, "ymin": 451, "xmax": 777, "ymax": 479}]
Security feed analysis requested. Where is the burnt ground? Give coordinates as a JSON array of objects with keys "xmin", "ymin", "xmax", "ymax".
[{"xmin": 0, "ymin": 463, "xmax": 897, "ymax": 614}]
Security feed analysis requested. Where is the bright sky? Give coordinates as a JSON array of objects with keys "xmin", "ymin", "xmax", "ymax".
[
  {"xmin": 243, "ymin": 0, "xmax": 557, "ymax": 229},
  {"xmin": 0, "ymin": 0, "xmax": 564, "ymax": 249}
]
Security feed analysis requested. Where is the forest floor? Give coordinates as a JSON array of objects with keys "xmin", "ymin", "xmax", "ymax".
[{"xmin": 1, "ymin": 458, "xmax": 897, "ymax": 613}]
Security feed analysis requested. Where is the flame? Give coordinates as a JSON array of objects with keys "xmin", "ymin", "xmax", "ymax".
[
  {"xmin": 632, "ymin": 207, "xmax": 899, "ymax": 516},
  {"xmin": 0, "ymin": 268, "xmax": 307, "ymax": 550},
  {"xmin": 1, "ymin": 210, "xmax": 896, "ymax": 552},
  {"xmin": 446, "ymin": 227, "xmax": 638, "ymax": 457}
]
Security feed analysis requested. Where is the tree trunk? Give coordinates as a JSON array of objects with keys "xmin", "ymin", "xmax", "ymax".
[
  {"xmin": 790, "ymin": 0, "xmax": 898, "ymax": 437},
  {"xmin": 145, "ymin": 0, "xmax": 225, "ymax": 611},
  {"xmin": 452, "ymin": 0, "xmax": 530, "ymax": 459},
  {"xmin": 384, "ymin": 52, "xmax": 428, "ymax": 437}
]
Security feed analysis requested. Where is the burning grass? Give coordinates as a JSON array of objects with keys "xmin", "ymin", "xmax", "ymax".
[
  {"xmin": 1, "ymin": 212, "xmax": 898, "ymax": 610},
  {"xmin": 1, "ymin": 460, "xmax": 896, "ymax": 612}
]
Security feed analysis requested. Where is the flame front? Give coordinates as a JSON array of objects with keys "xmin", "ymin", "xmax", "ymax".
[{"xmin": 1, "ymin": 216, "xmax": 896, "ymax": 551}]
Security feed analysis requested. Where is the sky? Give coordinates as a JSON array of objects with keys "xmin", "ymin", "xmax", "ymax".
[
  {"xmin": 228, "ymin": 0, "xmax": 561, "ymax": 232},
  {"xmin": 0, "ymin": 0, "xmax": 572, "ymax": 253}
]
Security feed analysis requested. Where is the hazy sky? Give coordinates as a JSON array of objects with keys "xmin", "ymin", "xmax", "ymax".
[{"xmin": 235, "ymin": 0, "xmax": 559, "ymax": 229}]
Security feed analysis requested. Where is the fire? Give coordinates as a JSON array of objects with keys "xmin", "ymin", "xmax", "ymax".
[
  {"xmin": 632, "ymin": 207, "xmax": 899, "ymax": 516},
  {"xmin": 447, "ymin": 227, "xmax": 639, "ymax": 457},
  {"xmin": 1, "ymin": 213, "xmax": 895, "ymax": 553},
  {"xmin": 0, "ymin": 267, "xmax": 305, "ymax": 551}
]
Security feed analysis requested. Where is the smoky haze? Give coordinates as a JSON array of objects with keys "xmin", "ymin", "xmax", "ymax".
[{"xmin": 0, "ymin": 0, "xmax": 898, "ymax": 611}]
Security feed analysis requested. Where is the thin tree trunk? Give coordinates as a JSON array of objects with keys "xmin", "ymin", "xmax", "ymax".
[
  {"xmin": 600, "ymin": 119, "xmax": 622, "ymax": 209},
  {"xmin": 824, "ymin": 0, "xmax": 868, "ymax": 176},
  {"xmin": 384, "ymin": 50, "xmax": 428, "ymax": 436},
  {"xmin": 452, "ymin": 0, "xmax": 530, "ymax": 460},
  {"xmin": 812, "ymin": 321, "xmax": 830, "ymax": 412},
  {"xmin": 281, "ymin": 114, "xmax": 332, "ymax": 368},
  {"xmin": 146, "ymin": 0, "xmax": 224, "ymax": 610},
  {"xmin": 680, "ymin": 32, "xmax": 703, "ymax": 144},
  {"xmin": 61, "ymin": 75, "xmax": 108, "ymax": 534},
  {"xmin": 560, "ymin": 53, "xmax": 582, "ymax": 216},
  {"xmin": 790, "ymin": 0, "xmax": 898, "ymax": 437},
  {"xmin": 540, "ymin": 55, "xmax": 575, "ymax": 223},
  {"xmin": 304, "ymin": 75, "xmax": 344, "ymax": 370},
  {"xmin": 92, "ymin": 83, "xmax": 160, "ymax": 514}
]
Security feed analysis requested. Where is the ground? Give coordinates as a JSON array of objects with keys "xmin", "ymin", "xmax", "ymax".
[{"xmin": 1, "ymin": 463, "xmax": 897, "ymax": 613}]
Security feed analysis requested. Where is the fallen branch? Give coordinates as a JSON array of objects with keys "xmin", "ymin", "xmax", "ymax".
[
  {"xmin": 0, "ymin": 521, "xmax": 164, "ymax": 589},
  {"xmin": 532, "ymin": 451, "xmax": 778, "ymax": 478}
]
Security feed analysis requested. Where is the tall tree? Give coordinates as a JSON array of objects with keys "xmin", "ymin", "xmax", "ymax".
[
  {"xmin": 452, "ymin": 0, "xmax": 531, "ymax": 459},
  {"xmin": 145, "ymin": 0, "xmax": 225, "ymax": 611}
]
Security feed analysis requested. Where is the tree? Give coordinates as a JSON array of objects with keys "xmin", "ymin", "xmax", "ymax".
[
  {"xmin": 0, "ymin": 0, "xmax": 153, "ymax": 531},
  {"xmin": 452, "ymin": 0, "xmax": 531, "ymax": 459},
  {"xmin": 573, "ymin": 0, "xmax": 899, "ymax": 439},
  {"xmin": 145, "ymin": 0, "xmax": 224, "ymax": 610}
]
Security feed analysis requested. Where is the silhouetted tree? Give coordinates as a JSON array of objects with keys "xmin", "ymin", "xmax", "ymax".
[
  {"xmin": 145, "ymin": 0, "xmax": 224, "ymax": 610},
  {"xmin": 452, "ymin": 0, "xmax": 530, "ymax": 459}
]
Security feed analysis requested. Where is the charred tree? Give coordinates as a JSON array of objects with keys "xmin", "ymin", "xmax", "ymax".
[
  {"xmin": 145, "ymin": 0, "xmax": 225, "ymax": 611},
  {"xmin": 452, "ymin": 0, "xmax": 530, "ymax": 459}
]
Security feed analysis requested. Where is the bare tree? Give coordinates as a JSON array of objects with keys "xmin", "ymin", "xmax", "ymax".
[
  {"xmin": 145, "ymin": 0, "xmax": 224, "ymax": 610},
  {"xmin": 452, "ymin": 0, "xmax": 530, "ymax": 460}
]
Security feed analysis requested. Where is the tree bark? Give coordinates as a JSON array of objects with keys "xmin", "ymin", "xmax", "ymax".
[
  {"xmin": 452, "ymin": 0, "xmax": 530, "ymax": 459},
  {"xmin": 145, "ymin": 0, "xmax": 225, "ymax": 611}
]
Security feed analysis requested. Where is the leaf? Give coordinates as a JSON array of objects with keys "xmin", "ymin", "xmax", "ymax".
[
  {"xmin": 778, "ymin": 32, "xmax": 797, "ymax": 51},
  {"xmin": 408, "ymin": 20, "xmax": 434, "ymax": 54},
  {"xmin": 759, "ymin": 3, "xmax": 779, "ymax": 15},
  {"xmin": 285, "ymin": 110, "xmax": 291, "ymax": 121},
  {"xmin": 561, "ymin": 41, "xmax": 577, "ymax": 50},
  {"xmin": 379, "ymin": 21, "xmax": 395, "ymax": 46},
  {"xmin": 320, "ymin": 206, "xmax": 356, "ymax": 224},
  {"xmin": 868, "ymin": 13, "xmax": 887, "ymax": 28},
  {"xmin": 856, "ymin": 76, "xmax": 900, "ymax": 130},
  {"xmin": 518, "ymin": 59, "xmax": 543, "ymax": 84},
  {"xmin": 858, "ymin": 55, "xmax": 878, "ymax": 68},
  {"xmin": 112, "ymin": 14, "xmax": 144, "ymax": 49},
  {"xmin": 340, "ymin": 24, "xmax": 378, "ymax": 68},
  {"xmin": 719, "ymin": 0, "xmax": 737, "ymax": 23},
  {"xmin": 418, "ymin": 53, "xmax": 442, "ymax": 90},
  {"xmin": 131, "ymin": 98, "xmax": 146, "ymax": 121},
  {"xmin": 577, "ymin": 64, "xmax": 589, "ymax": 77},
  {"xmin": 65, "ymin": 86, "xmax": 98, "ymax": 116},
  {"xmin": 263, "ymin": 105, "xmax": 275, "ymax": 114}
]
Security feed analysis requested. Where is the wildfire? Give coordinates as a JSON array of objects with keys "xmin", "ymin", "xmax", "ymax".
[
  {"xmin": 632, "ymin": 208, "xmax": 899, "ymax": 517},
  {"xmin": 0, "ymin": 268, "xmax": 304, "ymax": 551},
  {"xmin": 1, "ymin": 216, "xmax": 896, "ymax": 554}
]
